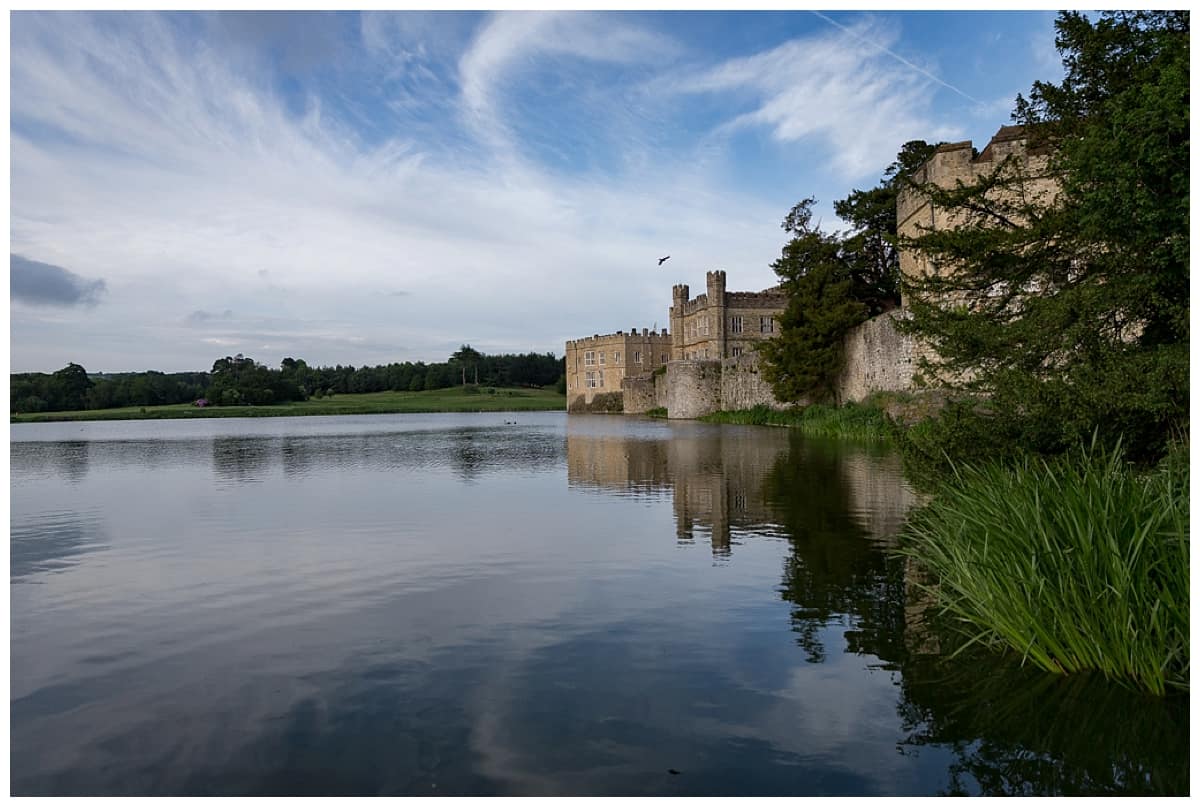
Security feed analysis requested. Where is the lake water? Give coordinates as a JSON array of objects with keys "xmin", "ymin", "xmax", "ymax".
[{"xmin": 10, "ymin": 412, "xmax": 1188, "ymax": 795}]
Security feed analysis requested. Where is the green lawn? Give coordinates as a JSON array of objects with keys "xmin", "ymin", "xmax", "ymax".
[{"xmin": 11, "ymin": 386, "xmax": 567, "ymax": 423}]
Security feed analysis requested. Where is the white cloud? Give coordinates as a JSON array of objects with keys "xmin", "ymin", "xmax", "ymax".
[
  {"xmin": 10, "ymin": 12, "xmax": 786, "ymax": 372},
  {"xmin": 456, "ymin": 11, "xmax": 677, "ymax": 160},
  {"xmin": 665, "ymin": 16, "xmax": 963, "ymax": 179}
]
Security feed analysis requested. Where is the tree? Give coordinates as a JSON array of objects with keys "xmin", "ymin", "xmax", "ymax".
[
  {"xmin": 759, "ymin": 199, "xmax": 867, "ymax": 403},
  {"xmin": 451, "ymin": 344, "xmax": 482, "ymax": 386},
  {"xmin": 760, "ymin": 142, "xmax": 936, "ymax": 405},
  {"xmin": 900, "ymin": 11, "xmax": 1188, "ymax": 461},
  {"xmin": 48, "ymin": 363, "xmax": 93, "ymax": 411},
  {"xmin": 835, "ymin": 140, "xmax": 939, "ymax": 315}
]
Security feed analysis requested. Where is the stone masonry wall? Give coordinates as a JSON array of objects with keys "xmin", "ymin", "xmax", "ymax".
[
  {"xmin": 719, "ymin": 353, "xmax": 786, "ymax": 412},
  {"xmin": 635, "ymin": 311, "xmax": 929, "ymax": 419},
  {"xmin": 622, "ymin": 373, "xmax": 658, "ymax": 414},
  {"xmin": 666, "ymin": 361, "xmax": 723, "ymax": 419},
  {"xmin": 834, "ymin": 309, "xmax": 920, "ymax": 403}
]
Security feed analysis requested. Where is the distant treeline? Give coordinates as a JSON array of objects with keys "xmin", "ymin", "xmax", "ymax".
[{"xmin": 11, "ymin": 348, "xmax": 565, "ymax": 413}]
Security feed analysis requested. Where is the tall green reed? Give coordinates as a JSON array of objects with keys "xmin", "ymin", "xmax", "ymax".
[{"xmin": 898, "ymin": 441, "xmax": 1189, "ymax": 695}]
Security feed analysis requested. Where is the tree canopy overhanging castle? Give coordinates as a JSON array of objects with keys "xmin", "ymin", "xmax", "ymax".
[{"xmin": 565, "ymin": 123, "xmax": 1063, "ymax": 418}]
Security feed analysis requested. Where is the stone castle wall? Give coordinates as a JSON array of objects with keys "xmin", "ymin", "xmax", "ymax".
[
  {"xmin": 719, "ymin": 353, "xmax": 785, "ymax": 412},
  {"xmin": 665, "ymin": 361, "xmax": 723, "ymax": 419},
  {"xmin": 834, "ymin": 309, "xmax": 922, "ymax": 403},
  {"xmin": 621, "ymin": 372, "xmax": 658, "ymax": 414},
  {"xmin": 649, "ymin": 311, "xmax": 926, "ymax": 418},
  {"xmin": 897, "ymin": 126, "xmax": 1058, "ymax": 308}
]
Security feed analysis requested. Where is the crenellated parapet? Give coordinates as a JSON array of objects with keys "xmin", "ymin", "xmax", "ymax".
[
  {"xmin": 727, "ymin": 290, "xmax": 787, "ymax": 308},
  {"xmin": 565, "ymin": 328, "xmax": 669, "ymax": 350}
]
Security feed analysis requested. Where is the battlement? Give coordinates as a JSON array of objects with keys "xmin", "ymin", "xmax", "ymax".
[
  {"xmin": 674, "ymin": 293, "xmax": 711, "ymax": 316},
  {"xmin": 706, "ymin": 270, "xmax": 726, "ymax": 299},
  {"xmin": 908, "ymin": 126, "xmax": 1051, "ymax": 186},
  {"xmin": 671, "ymin": 283, "xmax": 786, "ymax": 316},
  {"xmin": 566, "ymin": 328, "xmax": 669, "ymax": 349},
  {"xmin": 727, "ymin": 290, "xmax": 788, "ymax": 308}
]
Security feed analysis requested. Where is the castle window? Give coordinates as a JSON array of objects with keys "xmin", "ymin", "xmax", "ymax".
[
  {"xmin": 730, "ymin": 315, "xmax": 743, "ymax": 334},
  {"xmin": 634, "ymin": 351, "xmax": 642, "ymax": 364},
  {"xmin": 584, "ymin": 351, "xmax": 595, "ymax": 366},
  {"xmin": 731, "ymin": 346, "xmax": 742, "ymax": 358},
  {"xmin": 585, "ymin": 371, "xmax": 597, "ymax": 388},
  {"xmin": 614, "ymin": 352, "xmax": 621, "ymax": 364},
  {"xmin": 702, "ymin": 317, "xmax": 710, "ymax": 336},
  {"xmin": 760, "ymin": 316, "xmax": 773, "ymax": 333},
  {"xmin": 661, "ymin": 354, "xmax": 668, "ymax": 364},
  {"xmin": 599, "ymin": 352, "xmax": 606, "ymax": 365}
]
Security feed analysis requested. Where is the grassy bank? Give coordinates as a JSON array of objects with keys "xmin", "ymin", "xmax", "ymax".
[
  {"xmin": 898, "ymin": 442, "xmax": 1189, "ymax": 695},
  {"xmin": 11, "ymin": 386, "xmax": 566, "ymax": 423},
  {"xmin": 700, "ymin": 401, "xmax": 895, "ymax": 441}
]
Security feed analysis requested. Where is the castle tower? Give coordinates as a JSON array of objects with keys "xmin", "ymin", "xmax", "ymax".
[
  {"xmin": 670, "ymin": 283, "xmax": 689, "ymax": 361},
  {"xmin": 706, "ymin": 270, "xmax": 727, "ymax": 358}
]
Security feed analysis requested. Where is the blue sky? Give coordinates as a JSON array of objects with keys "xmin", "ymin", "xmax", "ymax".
[{"xmin": 10, "ymin": 10, "xmax": 1064, "ymax": 373}]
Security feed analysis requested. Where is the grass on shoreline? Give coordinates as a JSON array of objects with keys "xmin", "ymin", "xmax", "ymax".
[
  {"xmin": 897, "ymin": 441, "xmax": 1189, "ymax": 695},
  {"xmin": 700, "ymin": 401, "xmax": 895, "ymax": 441},
  {"xmin": 11, "ymin": 386, "xmax": 566, "ymax": 423}
]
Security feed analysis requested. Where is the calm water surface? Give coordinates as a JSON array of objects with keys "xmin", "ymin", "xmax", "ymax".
[{"xmin": 10, "ymin": 412, "xmax": 1188, "ymax": 795}]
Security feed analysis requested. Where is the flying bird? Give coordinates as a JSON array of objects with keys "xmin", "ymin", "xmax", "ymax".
[{"xmin": 658, "ymin": 255, "xmax": 670, "ymax": 265}]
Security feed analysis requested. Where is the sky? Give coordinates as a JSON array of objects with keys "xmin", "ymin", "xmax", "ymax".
[{"xmin": 9, "ymin": 9, "xmax": 1066, "ymax": 374}]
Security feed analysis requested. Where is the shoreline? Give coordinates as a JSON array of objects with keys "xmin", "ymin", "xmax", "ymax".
[{"xmin": 10, "ymin": 387, "xmax": 568, "ymax": 424}]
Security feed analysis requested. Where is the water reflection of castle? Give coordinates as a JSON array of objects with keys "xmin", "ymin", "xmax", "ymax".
[{"xmin": 566, "ymin": 421, "xmax": 918, "ymax": 557}]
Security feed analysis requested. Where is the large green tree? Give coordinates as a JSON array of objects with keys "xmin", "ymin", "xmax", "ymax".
[
  {"xmin": 759, "ymin": 198, "xmax": 867, "ymax": 403},
  {"xmin": 900, "ymin": 11, "xmax": 1188, "ymax": 461},
  {"xmin": 761, "ymin": 141, "xmax": 936, "ymax": 403},
  {"xmin": 451, "ymin": 344, "xmax": 482, "ymax": 386}
]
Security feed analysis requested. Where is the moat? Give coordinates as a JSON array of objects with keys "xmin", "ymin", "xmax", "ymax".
[{"xmin": 10, "ymin": 412, "xmax": 1188, "ymax": 795}]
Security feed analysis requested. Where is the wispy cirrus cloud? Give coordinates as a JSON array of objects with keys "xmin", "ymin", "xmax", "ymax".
[
  {"xmin": 11, "ymin": 11, "xmax": 791, "ymax": 373},
  {"xmin": 663, "ymin": 15, "xmax": 963, "ymax": 179},
  {"xmin": 456, "ymin": 12, "xmax": 678, "ymax": 159},
  {"xmin": 11, "ymin": 10, "xmax": 1036, "ymax": 373}
]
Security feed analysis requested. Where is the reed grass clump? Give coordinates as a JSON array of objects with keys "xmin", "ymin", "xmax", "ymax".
[
  {"xmin": 701, "ymin": 401, "xmax": 894, "ymax": 441},
  {"xmin": 898, "ymin": 441, "xmax": 1189, "ymax": 695}
]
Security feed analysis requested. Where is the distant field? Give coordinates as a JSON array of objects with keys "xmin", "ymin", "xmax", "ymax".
[{"xmin": 10, "ymin": 387, "xmax": 567, "ymax": 423}]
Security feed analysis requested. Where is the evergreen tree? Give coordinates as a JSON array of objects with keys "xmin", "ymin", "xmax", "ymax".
[
  {"xmin": 900, "ymin": 11, "xmax": 1188, "ymax": 461},
  {"xmin": 761, "ymin": 142, "xmax": 936, "ymax": 404},
  {"xmin": 759, "ymin": 199, "xmax": 867, "ymax": 403}
]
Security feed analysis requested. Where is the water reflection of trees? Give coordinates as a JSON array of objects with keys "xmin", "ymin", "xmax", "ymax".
[
  {"xmin": 211, "ymin": 437, "xmax": 272, "ymax": 484},
  {"xmin": 897, "ymin": 645, "xmax": 1189, "ymax": 795},
  {"xmin": 10, "ymin": 440, "xmax": 92, "ymax": 483},
  {"xmin": 762, "ymin": 435, "xmax": 911, "ymax": 665},
  {"xmin": 566, "ymin": 422, "xmax": 1188, "ymax": 795}
]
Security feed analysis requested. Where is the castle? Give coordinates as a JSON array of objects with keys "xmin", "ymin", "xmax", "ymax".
[
  {"xmin": 565, "ymin": 272, "xmax": 788, "ymax": 416},
  {"xmin": 566, "ymin": 125, "xmax": 1054, "ymax": 418},
  {"xmin": 669, "ymin": 271, "xmax": 788, "ymax": 362},
  {"xmin": 564, "ymin": 327, "xmax": 672, "ymax": 407}
]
